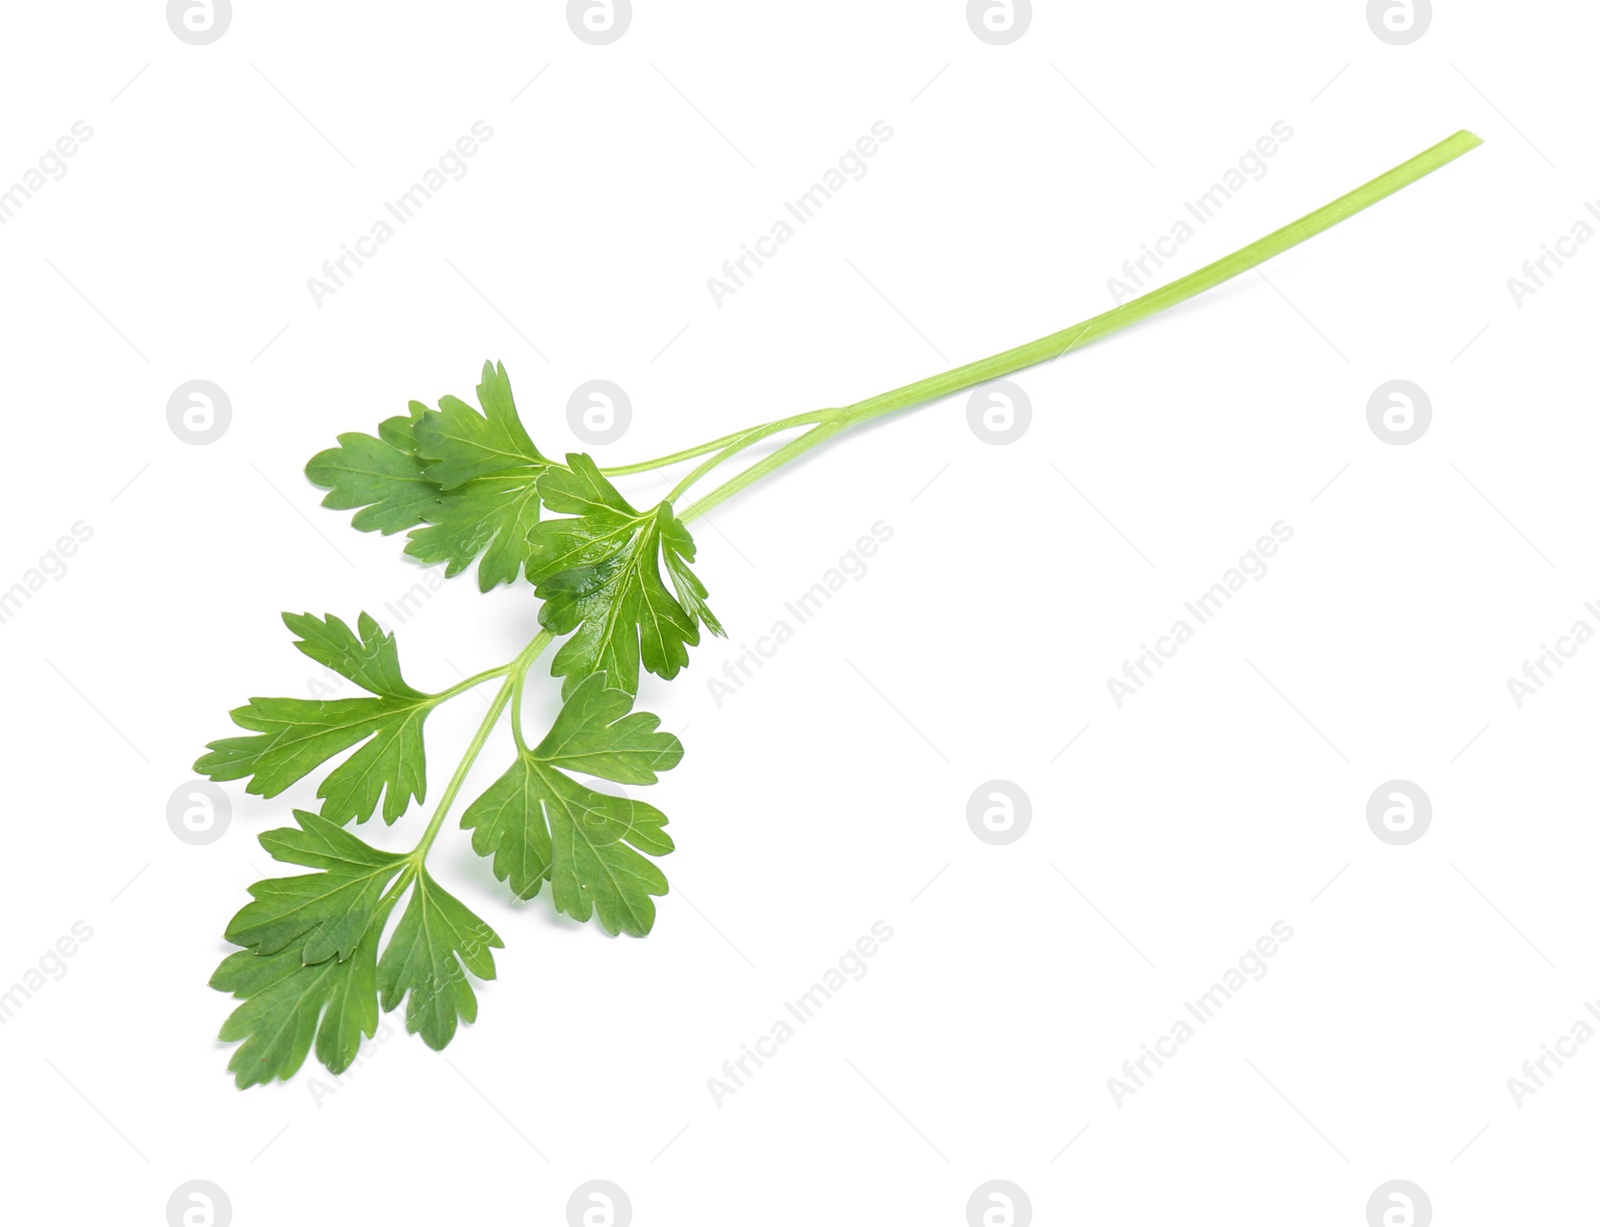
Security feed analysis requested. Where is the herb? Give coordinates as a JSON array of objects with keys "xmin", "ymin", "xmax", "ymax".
[{"xmin": 201, "ymin": 131, "xmax": 1481, "ymax": 1086}]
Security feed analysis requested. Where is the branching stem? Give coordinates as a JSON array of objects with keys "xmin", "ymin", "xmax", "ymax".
[{"xmin": 409, "ymin": 629, "xmax": 553, "ymax": 865}]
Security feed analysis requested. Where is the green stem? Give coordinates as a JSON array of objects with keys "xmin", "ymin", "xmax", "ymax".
[
  {"xmin": 432, "ymin": 663, "xmax": 510, "ymax": 702},
  {"xmin": 409, "ymin": 629, "xmax": 553, "ymax": 863},
  {"xmin": 680, "ymin": 129, "xmax": 1482, "ymax": 525},
  {"xmin": 509, "ymin": 665, "xmax": 532, "ymax": 756},
  {"xmin": 375, "ymin": 864, "xmax": 418, "ymax": 912},
  {"xmin": 680, "ymin": 421, "xmax": 844, "ymax": 524},
  {"xmin": 665, "ymin": 411, "xmax": 825, "ymax": 505},
  {"xmin": 598, "ymin": 428, "xmax": 768, "ymax": 476}
]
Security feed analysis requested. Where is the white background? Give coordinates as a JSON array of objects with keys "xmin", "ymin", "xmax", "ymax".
[{"xmin": 2, "ymin": 2, "xmax": 1596, "ymax": 1224}]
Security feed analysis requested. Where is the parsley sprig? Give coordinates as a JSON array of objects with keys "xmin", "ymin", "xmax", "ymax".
[{"xmin": 200, "ymin": 131, "xmax": 1481, "ymax": 1086}]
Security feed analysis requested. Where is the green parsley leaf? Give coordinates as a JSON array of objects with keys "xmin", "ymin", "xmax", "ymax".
[
  {"xmin": 376, "ymin": 870, "xmax": 502, "ymax": 1050},
  {"xmin": 304, "ymin": 401, "xmax": 440, "ymax": 536},
  {"xmin": 411, "ymin": 360, "xmax": 547, "ymax": 488},
  {"xmin": 404, "ymin": 361, "xmax": 556, "ymax": 590},
  {"xmin": 224, "ymin": 810, "xmax": 407, "ymax": 963},
  {"xmin": 461, "ymin": 672, "xmax": 679, "ymax": 936},
  {"xmin": 210, "ymin": 812, "xmax": 406, "ymax": 1088},
  {"xmin": 528, "ymin": 454, "xmax": 722, "ymax": 697},
  {"xmin": 212, "ymin": 933, "xmax": 385, "ymax": 1089},
  {"xmin": 212, "ymin": 811, "xmax": 503, "ymax": 1082},
  {"xmin": 306, "ymin": 362, "xmax": 560, "ymax": 589},
  {"xmin": 195, "ymin": 613, "xmax": 435, "ymax": 825},
  {"xmin": 405, "ymin": 472, "xmax": 547, "ymax": 590},
  {"xmin": 661, "ymin": 513, "xmax": 725, "ymax": 637},
  {"xmin": 284, "ymin": 610, "xmax": 423, "ymax": 701}
]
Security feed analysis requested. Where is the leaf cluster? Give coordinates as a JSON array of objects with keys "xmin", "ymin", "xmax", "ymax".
[{"xmin": 201, "ymin": 361, "xmax": 719, "ymax": 1086}]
